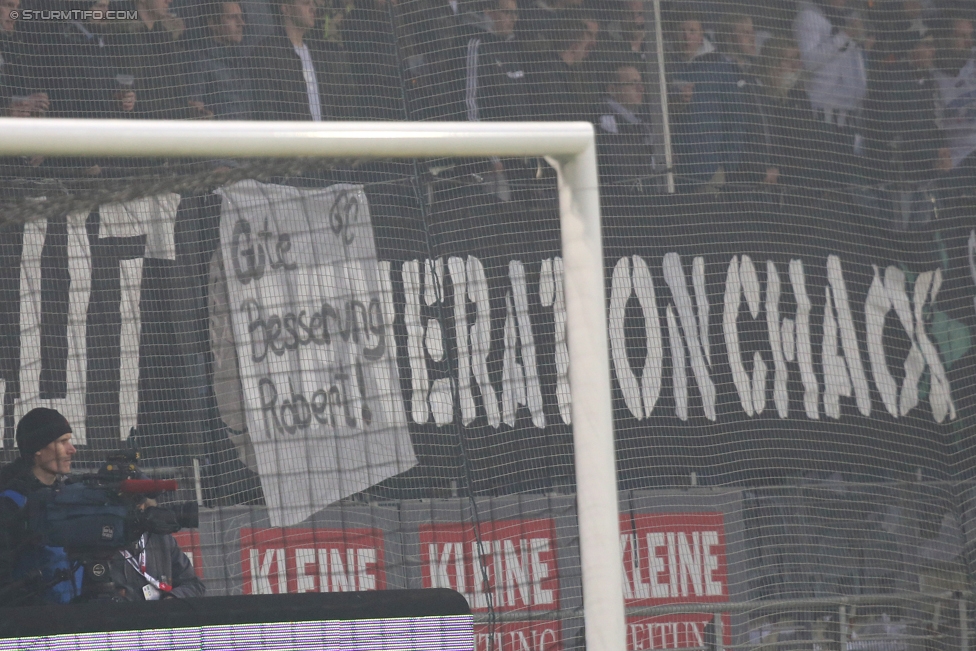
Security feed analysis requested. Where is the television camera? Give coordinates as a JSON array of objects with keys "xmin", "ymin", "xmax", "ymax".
[{"xmin": 22, "ymin": 450, "xmax": 198, "ymax": 602}]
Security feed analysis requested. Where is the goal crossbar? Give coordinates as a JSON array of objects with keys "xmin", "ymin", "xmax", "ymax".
[{"xmin": 0, "ymin": 118, "xmax": 624, "ymax": 651}]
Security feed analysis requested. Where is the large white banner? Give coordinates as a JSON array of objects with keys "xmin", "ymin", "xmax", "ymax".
[{"xmin": 218, "ymin": 180, "xmax": 416, "ymax": 527}]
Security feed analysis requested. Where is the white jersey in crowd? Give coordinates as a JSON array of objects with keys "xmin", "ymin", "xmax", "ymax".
[
  {"xmin": 935, "ymin": 53, "xmax": 976, "ymax": 168},
  {"xmin": 793, "ymin": 1, "xmax": 867, "ymax": 127}
]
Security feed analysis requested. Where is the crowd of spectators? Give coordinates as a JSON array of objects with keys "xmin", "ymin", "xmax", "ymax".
[{"xmin": 0, "ymin": 0, "xmax": 974, "ymax": 202}]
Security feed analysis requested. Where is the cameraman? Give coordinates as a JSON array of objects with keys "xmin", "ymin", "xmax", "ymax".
[
  {"xmin": 0, "ymin": 408, "xmax": 83, "ymax": 605},
  {"xmin": 108, "ymin": 498, "xmax": 205, "ymax": 601}
]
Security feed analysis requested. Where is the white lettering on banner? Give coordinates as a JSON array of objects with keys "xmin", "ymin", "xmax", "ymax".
[
  {"xmin": 403, "ymin": 259, "xmax": 430, "ymax": 425},
  {"xmin": 724, "ymin": 255, "xmax": 767, "ymax": 417},
  {"xmin": 467, "ymin": 255, "xmax": 502, "ymax": 428},
  {"xmin": 420, "ymin": 520, "xmax": 559, "ymax": 612},
  {"xmin": 765, "ymin": 261, "xmax": 790, "ymax": 418},
  {"xmin": 621, "ymin": 513, "xmax": 726, "ymax": 605},
  {"xmin": 627, "ymin": 614, "xmax": 731, "ymax": 651},
  {"xmin": 790, "ymin": 259, "xmax": 819, "ymax": 419},
  {"xmin": 218, "ymin": 181, "xmax": 416, "ymax": 527},
  {"xmin": 662, "ymin": 253, "xmax": 717, "ymax": 421},
  {"xmin": 425, "ymin": 538, "xmax": 555, "ymax": 609},
  {"xmin": 473, "ymin": 623, "xmax": 561, "ymax": 651},
  {"xmin": 15, "ymin": 212, "xmax": 90, "ymax": 444},
  {"xmin": 247, "ymin": 546, "xmax": 381, "ymax": 593},
  {"xmin": 449, "ymin": 257, "xmax": 476, "ymax": 425},
  {"xmin": 241, "ymin": 527, "xmax": 384, "ymax": 594},
  {"xmin": 14, "ymin": 195, "xmax": 180, "ymax": 445},
  {"xmin": 623, "ymin": 514, "xmax": 729, "ymax": 650},
  {"xmin": 389, "ymin": 251, "xmax": 958, "ymax": 427},
  {"xmin": 610, "ymin": 257, "xmax": 663, "ymax": 420},
  {"xmin": 118, "ymin": 258, "xmax": 142, "ymax": 440},
  {"xmin": 539, "ymin": 257, "xmax": 571, "ymax": 424},
  {"xmin": 249, "ymin": 548, "xmax": 286, "ymax": 594},
  {"xmin": 508, "ymin": 261, "xmax": 546, "ymax": 429}
]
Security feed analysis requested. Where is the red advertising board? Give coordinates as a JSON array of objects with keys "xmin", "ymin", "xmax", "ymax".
[
  {"xmin": 421, "ymin": 519, "xmax": 563, "ymax": 650},
  {"xmin": 473, "ymin": 621, "xmax": 563, "ymax": 651},
  {"xmin": 419, "ymin": 519, "xmax": 560, "ymax": 612},
  {"xmin": 172, "ymin": 530, "xmax": 203, "ymax": 578},
  {"xmin": 621, "ymin": 512, "xmax": 729, "ymax": 651},
  {"xmin": 620, "ymin": 512, "xmax": 727, "ymax": 605},
  {"xmin": 627, "ymin": 614, "xmax": 731, "ymax": 651},
  {"xmin": 240, "ymin": 528, "xmax": 385, "ymax": 594}
]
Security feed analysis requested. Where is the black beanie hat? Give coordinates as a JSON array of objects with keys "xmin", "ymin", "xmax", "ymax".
[{"xmin": 16, "ymin": 408, "xmax": 72, "ymax": 459}]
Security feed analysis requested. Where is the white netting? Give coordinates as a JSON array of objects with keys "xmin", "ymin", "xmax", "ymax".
[{"xmin": 1, "ymin": 0, "xmax": 976, "ymax": 649}]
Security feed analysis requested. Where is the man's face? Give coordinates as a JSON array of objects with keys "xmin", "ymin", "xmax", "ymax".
[
  {"xmin": 0, "ymin": 0, "xmax": 20, "ymax": 33},
  {"xmin": 211, "ymin": 2, "xmax": 244, "ymax": 44},
  {"xmin": 579, "ymin": 19, "xmax": 598, "ymax": 56},
  {"xmin": 146, "ymin": 0, "xmax": 171, "ymax": 18},
  {"xmin": 681, "ymin": 19, "xmax": 704, "ymax": 60},
  {"xmin": 88, "ymin": 0, "xmax": 109, "ymax": 22},
  {"xmin": 772, "ymin": 45, "xmax": 802, "ymax": 90},
  {"xmin": 910, "ymin": 35, "xmax": 936, "ymax": 70},
  {"xmin": 733, "ymin": 18, "xmax": 756, "ymax": 58},
  {"xmin": 34, "ymin": 433, "xmax": 76, "ymax": 482},
  {"xmin": 624, "ymin": 0, "xmax": 644, "ymax": 32},
  {"xmin": 951, "ymin": 19, "xmax": 974, "ymax": 56},
  {"xmin": 285, "ymin": 0, "xmax": 317, "ymax": 29},
  {"xmin": 610, "ymin": 65, "xmax": 644, "ymax": 109},
  {"xmin": 487, "ymin": 0, "xmax": 516, "ymax": 38}
]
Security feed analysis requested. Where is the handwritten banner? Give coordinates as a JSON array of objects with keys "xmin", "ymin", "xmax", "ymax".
[{"xmin": 217, "ymin": 180, "xmax": 415, "ymax": 527}]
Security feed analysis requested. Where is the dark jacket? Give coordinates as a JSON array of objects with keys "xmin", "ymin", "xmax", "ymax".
[
  {"xmin": 595, "ymin": 97, "xmax": 655, "ymax": 186},
  {"xmin": 340, "ymin": 5, "xmax": 403, "ymax": 121},
  {"xmin": 529, "ymin": 53, "xmax": 597, "ymax": 122},
  {"xmin": 0, "ymin": 30, "xmax": 35, "ymax": 108},
  {"xmin": 0, "ymin": 460, "xmax": 82, "ymax": 607},
  {"xmin": 250, "ymin": 29, "xmax": 359, "ymax": 121},
  {"xmin": 726, "ymin": 58, "xmax": 772, "ymax": 186},
  {"xmin": 760, "ymin": 86, "xmax": 831, "ymax": 188},
  {"xmin": 109, "ymin": 532, "xmax": 205, "ymax": 601},
  {"xmin": 866, "ymin": 61, "xmax": 945, "ymax": 182},
  {"xmin": 463, "ymin": 30, "xmax": 532, "ymax": 122},
  {"xmin": 188, "ymin": 41, "xmax": 256, "ymax": 120},
  {"xmin": 46, "ymin": 22, "xmax": 125, "ymax": 119},
  {"xmin": 670, "ymin": 50, "xmax": 745, "ymax": 189},
  {"xmin": 112, "ymin": 17, "xmax": 197, "ymax": 120}
]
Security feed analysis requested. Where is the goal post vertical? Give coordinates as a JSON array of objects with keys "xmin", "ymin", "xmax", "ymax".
[{"xmin": 0, "ymin": 118, "xmax": 626, "ymax": 651}]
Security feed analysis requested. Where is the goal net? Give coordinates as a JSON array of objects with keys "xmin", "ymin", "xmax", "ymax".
[{"xmin": 1, "ymin": 0, "xmax": 976, "ymax": 650}]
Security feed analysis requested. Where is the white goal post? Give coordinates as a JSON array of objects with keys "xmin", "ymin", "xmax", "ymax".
[{"xmin": 0, "ymin": 118, "xmax": 625, "ymax": 651}]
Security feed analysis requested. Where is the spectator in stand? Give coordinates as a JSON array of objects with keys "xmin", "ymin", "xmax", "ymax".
[
  {"xmin": 604, "ymin": 0, "xmax": 649, "ymax": 65},
  {"xmin": 756, "ymin": 35, "xmax": 830, "ymax": 188},
  {"xmin": 0, "ymin": 0, "xmax": 49, "ymax": 118},
  {"xmin": 595, "ymin": 62, "xmax": 655, "ymax": 187},
  {"xmin": 877, "ymin": 0, "xmax": 929, "ymax": 61},
  {"xmin": 462, "ymin": 0, "xmax": 531, "ymax": 201},
  {"xmin": 716, "ymin": 12, "xmax": 774, "ymax": 187},
  {"xmin": 793, "ymin": 0, "xmax": 870, "ymax": 185},
  {"xmin": 530, "ymin": 11, "xmax": 600, "ymax": 122},
  {"xmin": 251, "ymin": 0, "xmax": 360, "ymax": 120},
  {"xmin": 43, "ymin": 0, "xmax": 133, "ymax": 122},
  {"xmin": 189, "ymin": 0, "xmax": 256, "ymax": 120},
  {"xmin": 933, "ymin": 12, "xmax": 976, "ymax": 183},
  {"xmin": 516, "ymin": 0, "xmax": 581, "ymax": 57},
  {"xmin": 112, "ymin": 0, "xmax": 211, "ymax": 120},
  {"xmin": 668, "ymin": 10, "xmax": 744, "ymax": 192},
  {"xmin": 870, "ymin": 31, "xmax": 949, "ymax": 183},
  {"xmin": 340, "ymin": 0, "xmax": 403, "ymax": 120},
  {"xmin": 463, "ymin": 0, "xmax": 531, "ymax": 122}
]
